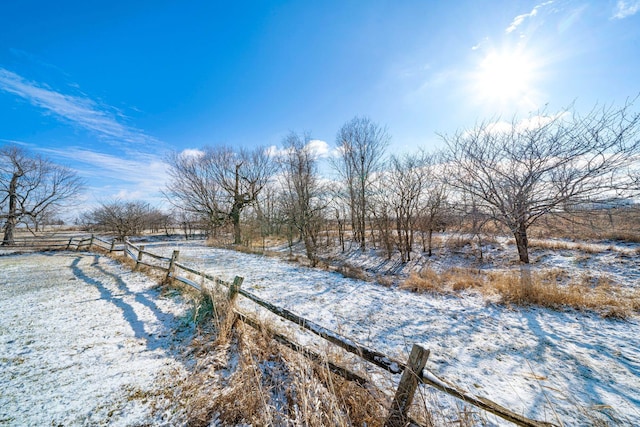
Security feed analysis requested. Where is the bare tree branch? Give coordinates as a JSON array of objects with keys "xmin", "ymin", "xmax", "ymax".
[{"xmin": 442, "ymin": 101, "xmax": 640, "ymax": 263}]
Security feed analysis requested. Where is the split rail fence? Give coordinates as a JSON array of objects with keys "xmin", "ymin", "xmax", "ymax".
[{"xmin": 7, "ymin": 235, "xmax": 556, "ymax": 427}]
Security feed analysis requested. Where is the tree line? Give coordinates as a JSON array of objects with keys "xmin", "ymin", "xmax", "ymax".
[
  {"xmin": 159, "ymin": 102, "xmax": 640, "ymax": 264},
  {"xmin": 2, "ymin": 100, "xmax": 639, "ymax": 264}
]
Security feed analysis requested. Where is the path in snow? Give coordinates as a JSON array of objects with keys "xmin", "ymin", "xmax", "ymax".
[
  {"xmin": 0, "ymin": 252, "xmax": 190, "ymax": 426},
  {"xmin": 149, "ymin": 241, "xmax": 640, "ymax": 426}
]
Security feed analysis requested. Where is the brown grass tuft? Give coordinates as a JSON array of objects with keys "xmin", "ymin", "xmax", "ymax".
[
  {"xmin": 376, "ymin": 274, "xmax": 396, "ymax": 287},
  {"xmin": 401, "ymin": 267, "xmax": 483, "ymax": 294},
  {"xmin": 401, "ymin": 268, "xmax": 444, "ymax": 293},
  {"xmin": 529, "ymin": 239, "xmax": 608, "ymax": 254},
  {"xmin": 336, "ymin": 263, "xmax": 371, "ymax": 282},
  {"xmin": 487, "ymin": 270, "xmax": 638, "ymax": 318},
  {"xmin": 176, "ymin": 321, "xmax": 389, "ymax": 427},
  {"xmin": 401, "ymin": 267, "xmax": 640, "ymax": 319}
]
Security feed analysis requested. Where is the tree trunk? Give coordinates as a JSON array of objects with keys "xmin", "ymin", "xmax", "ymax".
[
  {"xmin": 304, "ymin": 234, "xmax": 318, "ymax": 267},
  {"xmin": 514, "ymin": 223, "xmax": 530, "ymax": 264},
  {"xmin": 232, "ymin": 217, "xmax": 241, "ymax": 244},
  {"xmin": 337, "ymin": 218, "xmax": 345, "ymax": 252},
  {"xmin": 232, "ymin": 163, "xmax": 244, "ymax": 245},
  {"xmin": 359, "ymin": 169, "xmax": 366, "ymax": 251},
  {"xmin": 2, "ymin": 216, "xmax": 16, "ymax": 246},
  {"xmin": 231, "ymin": 204, "xmax": 242, "ymax": 244},
  {"xmin": 2, "ymin": 172, "xmax": 22, "ymax": 246}
]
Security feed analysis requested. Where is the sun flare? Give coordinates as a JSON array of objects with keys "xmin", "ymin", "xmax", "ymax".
[{"xmin": 474, "ymin": 49, "xmax": 537, "ymax": 105}]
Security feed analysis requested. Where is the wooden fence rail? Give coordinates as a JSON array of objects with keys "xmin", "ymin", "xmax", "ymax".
[
  {"xmin": 7, "ymin": 235, "xmax": 557, "ymax": 427},
  {"xmin": 5, "ymin": 235, "xmax": 125, "ymax": 252},
  {"xmin": 236, "ymin": 286, "xmax": 404, "ymax": 374}
]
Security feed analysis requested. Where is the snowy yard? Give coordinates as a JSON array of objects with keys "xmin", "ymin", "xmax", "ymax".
[
  {"xmin": 147, "ymin": 240, "xmax": 640, "ymax": 426},
  {"xmin": 1, "ymin": 241, "xmax": 639, "ymax": 426},
  {"xmin": 0, "ymin": 251, "xmax": 190, "ymax": 426}
]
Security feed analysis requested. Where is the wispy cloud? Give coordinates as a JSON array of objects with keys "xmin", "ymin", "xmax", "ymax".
[
  {"xmin": 38, "ymin": 146, "xmax": 169, "ymax": 201},
  {"xmin": 266, "ymin": 139, "xmax": 331, "ymax": 158},
  {"xmin": 506, "ymin": 1, "xmax": 554, "ymax": 34},
  {"xmin": 612, "ymin": 0, "xmax": 640, "ymax": 19},
  {"xmin": 0, "ymin": 68, "xmax": 159, "ymax": 147},
  {"xmin": 471, "ymin": 37, "xmax": 489, "ymax": 51}
]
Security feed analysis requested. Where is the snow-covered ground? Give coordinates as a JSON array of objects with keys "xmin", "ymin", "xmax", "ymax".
[
  {"xmin": 145, "ymin": 240, "xmax": 640, "ymax": 426},
  {"xmin": 0, "ymin": 251, "xmax": 190, "ymax": 426},
  {"xmin": 2, "ymin": 238, "xmax": 638, "ymax": 426}
]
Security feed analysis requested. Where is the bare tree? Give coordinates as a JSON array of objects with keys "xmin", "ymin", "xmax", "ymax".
[
  {"xmin": 417, "ymin": 156, "xmax": 449, "ymax": 257},
  {"xmin": 165, "ymin": 146, "xmax": 275, "ymax": 244},
  {"xmin": 369, "ymin": 186, "xmax": 395, "ymax": 259},
  {"xmin": 329, "ymin": 195, "xmax": 348, "ymax": 253},
  {"xmin": 386, "ymin": 153, "xmax": 427, "ymax": 262},
  {"xmin": 443, "ymin": 101, "xmax": 640, "ymax": 263},
  {"xmin": 164, "ymin": 150, "xmax": 226, "ymax": 232},
  {"xmin": 0, "ymin": 145, "xmax": 83, "ymax": 245},
  {"xmin": 82, "ymin": 200, "xmax": 162, "ymax": 241},
  {"xmin": 278, "ymin": 132, "xmax": 328, "ymax": 266},
  {"xmin": 333, "ymin": 116, "xmax": 390, "ymax": 251}
]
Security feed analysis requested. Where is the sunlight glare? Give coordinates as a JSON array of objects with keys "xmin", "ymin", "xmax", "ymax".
[{"xmin": 474, "ymin": 49, "xmax": 536, "ymax": 105}]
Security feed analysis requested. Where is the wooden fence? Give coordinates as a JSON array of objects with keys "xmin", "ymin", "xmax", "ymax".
[{"xmin": 7, "ymin": 235, "xmax": 556, "ymax": 427}]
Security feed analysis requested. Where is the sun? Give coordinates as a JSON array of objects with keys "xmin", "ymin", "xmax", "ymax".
[{"xmin": 473, "ymin": 49, "xmax": 538, "ymax": 106}]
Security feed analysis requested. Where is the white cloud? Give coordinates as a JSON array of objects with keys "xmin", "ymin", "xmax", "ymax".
[
  {"xmin": 179, "ymin": 148, "xmax": 205, "ymax": 159},
  {"xmin": 612, "ymin": 0, "xmax": 640, "ymax": 19},
  {"xmin": 505, "ymin": 1, "xmax": 554, "ymax": 34},
  {"xmin": 266, "ymin": 139, "xmax": 331, "ymax": 158},
  {"xmin": 112, "ymin": 189, "xmax": 148, "ymax": 200},
  {"xmin": 307, "ymin": 139, "xmax": 330, "ymax": 157},
  {"xmin": 473, "ymin": 112, "xmax": 568, "ymax": 138},
  {"xmin": 0, "ymin": 68, "xmax": 159, "ymax": 147},
  {"xmin": 265, "ymin": 145, "xmax": 282, "ymax": 158},
  {"xmin": 516, "ymin": 112, "xmax": 568, "ymax": 131}
]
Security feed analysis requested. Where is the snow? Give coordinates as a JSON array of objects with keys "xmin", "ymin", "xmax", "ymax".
[
  {"xmin": 145, "ymin": 240, "xmax": 640, "ymax": 426},
  {"xmin": 2, "ymin": 237, "xmax": 639, "ymax": 426},
  {"xmin": 0, "ymin": 251, "xmax": 190, "ymax": 426}
]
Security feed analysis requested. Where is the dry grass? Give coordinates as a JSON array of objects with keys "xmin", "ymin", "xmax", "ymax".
[
  {"xmin": 401, "ymin": 267, "xmax": 640, "ymax": 319},
  {"xmin": 528, "ymin": 239, "xmax": 613, "ymax": 254},
  {"xmin": 165, "ymin": 315, "xmax": 391, "ymax": 426},
  {"xmin": 336, "ymin": 263, "xmax": 372, "ymax": 282},
  {"xmin": 138, "ymin": 276, "xmax": 393, "ymax": 427},
  {"xmin": 401, "ymin": 267, "xmax": 484, "ymax": 294},
  {"xmin": 487, "ymin": 270, "xmax": 639, "ymax": 318},
  {"xmin": 376, "ymin": 274, "xmax": 396, "ymax": 287},
  {"xmin": 209, "ymin": 325, "xmax": 388, "ymax": 427}
]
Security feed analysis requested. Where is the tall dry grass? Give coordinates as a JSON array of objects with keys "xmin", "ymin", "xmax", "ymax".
[
  {"xmin": 145, "ymin": 282, "xmax": 394, "ymax": 427},
  {"xmin": 402, "ymin": 267, "xmax": 640, "ymax": 319}
]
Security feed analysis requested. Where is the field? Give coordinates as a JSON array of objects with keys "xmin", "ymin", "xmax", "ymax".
[
  {"xmin": 1, "ymin": 233, "xmax": 639, "ymax": 426},
  {"xmin": 0, "ymin": 251, "xmax": 191, "ymax": 425}
]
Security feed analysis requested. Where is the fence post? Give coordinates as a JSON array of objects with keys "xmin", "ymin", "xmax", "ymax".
[
  {"xmin": 67, "ymin": 237, "xmax": 73, "ymax": 250},
  {"xmin": 228, "ymin": 276, "xmax": 244, "ymax": 302},
  {"xmin": 88, "ymin": 234, "xmax": 94, "ymax": 250},
  {"xmin": 134, "ymin": 245, "xmax": 145, "ymax": 270},
  {"xmin": 109, "ymin": 239, "xmax": 116, "ymax": 253},
  {"xmin": 165, "ymin": 250, "xmax": 180, "ymax": 282},
  {"xmin": 385, "ymin": 344, "xmax": 430, "ymax": 427}
]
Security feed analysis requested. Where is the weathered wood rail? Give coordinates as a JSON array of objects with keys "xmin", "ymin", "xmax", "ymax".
[{"xmin": 6, "ymin": 235, "xmax": 556, "ymax": 427}]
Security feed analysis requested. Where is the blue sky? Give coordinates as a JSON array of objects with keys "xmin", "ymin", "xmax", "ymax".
[{"xmin": 1, "ymin": 0, "xmax": 639, "ymax": 212}]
